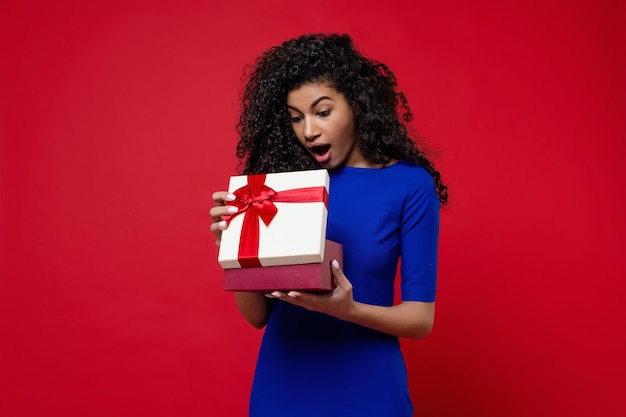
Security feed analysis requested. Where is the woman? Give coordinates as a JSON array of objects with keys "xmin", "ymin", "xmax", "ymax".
[{"xmin": 210, "ymin": 33, "xmax": 447, "ymax": 417}]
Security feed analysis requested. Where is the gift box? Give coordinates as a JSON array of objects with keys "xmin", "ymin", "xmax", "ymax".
[
  {"xmin": 223, "ymin": 240, "xmax": 342, "ymax": 292},
  {"xmin": 218, "ymin": 169, "xmax": 342, "ymax": 291}
]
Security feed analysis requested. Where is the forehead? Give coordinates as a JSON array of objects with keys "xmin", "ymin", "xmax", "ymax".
[{"xmin": 286, "ymin": 82, "xmax": 344, "ymax": 105}]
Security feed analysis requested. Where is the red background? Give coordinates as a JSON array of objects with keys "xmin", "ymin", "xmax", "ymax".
[{"xmin": 1, "ymin": 1, "xmax": 625, "ymax": 416}]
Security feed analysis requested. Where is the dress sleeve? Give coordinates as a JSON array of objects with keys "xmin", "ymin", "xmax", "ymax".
[{"xmin": 399, "ymin": 169, "xmax": 440, "ymax": 302}]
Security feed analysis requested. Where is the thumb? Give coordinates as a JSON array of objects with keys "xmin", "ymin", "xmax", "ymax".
[{"xmin": 331, "ymin": 259, "xmax": 351, "ymax": 289}]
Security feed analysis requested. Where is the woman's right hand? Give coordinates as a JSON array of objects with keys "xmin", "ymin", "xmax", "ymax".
[
  {"xmin": 211, "ymin": 191, "xmax": 270, "ymax": 328},
  {"xmin": 209, "ymin": 191, "xmax": 237, "ymax": 246}
]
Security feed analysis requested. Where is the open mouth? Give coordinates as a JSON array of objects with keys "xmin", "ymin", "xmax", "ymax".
[{"xmin": 310, "ymin": 144, "xmax": 330, "ymax": 156}]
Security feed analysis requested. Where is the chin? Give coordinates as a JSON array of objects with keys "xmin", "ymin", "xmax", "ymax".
[{"xmin": 321, "ymin": 160, "xmax": 340, "ymax": 170}]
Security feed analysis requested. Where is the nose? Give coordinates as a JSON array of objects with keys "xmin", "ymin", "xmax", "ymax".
[{"xmin": 303, "ymin": 117, "xmax": 320, "ymax": 141}]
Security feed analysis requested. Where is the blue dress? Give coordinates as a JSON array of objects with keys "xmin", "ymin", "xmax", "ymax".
[{"xmin": 249, "ymin": 161, "xmax": 440, "ymax": 417}]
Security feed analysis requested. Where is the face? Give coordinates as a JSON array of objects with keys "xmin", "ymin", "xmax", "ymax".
[{"xmin": 287, "ymin": 82, "xmax": 370, "ymax": 169}]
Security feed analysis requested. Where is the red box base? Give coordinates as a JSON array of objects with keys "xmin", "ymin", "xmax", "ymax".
[{"xmin": 223, "ymin": 240, "xmax": 343, "ymax": 292}]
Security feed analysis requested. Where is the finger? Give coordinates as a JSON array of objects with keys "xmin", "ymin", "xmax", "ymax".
[
  {"xmin": 265, "ymin": 291, "xmax": 287, "ymax": 299},
  {"xmin": 331, "ymin": 259, "xmax": 351, "ymax": 289},
  {"xmin": 212, "ymin": 191, "xmax": 236, "ymax": 206},
  {"xmin": 209, "ymin": 220, "xmax": 228, "ymax": 234},
  {"xmin": 210, "ymin": 205, "xmax": 238, "ymax": 223},
  {"xmin": 209, "ymin": 220, "xmax": 227, "ymax": 245},
  {"xmin": 282, "ymin": 291, "xmax": 314, "ymax": 307},
  {"xmin": 210, "ymin": 191, "xmax": 237, "ymax": 247}
]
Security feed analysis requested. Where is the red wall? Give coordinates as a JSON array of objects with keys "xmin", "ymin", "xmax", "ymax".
[{"xmin": 1, "ymin": 1, "xmax": 624, "ymax": 416}]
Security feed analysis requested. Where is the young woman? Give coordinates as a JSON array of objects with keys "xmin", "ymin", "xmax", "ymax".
[{"xmin": 210, "ymin": 33, "xmax": 447, "ymax": 417}]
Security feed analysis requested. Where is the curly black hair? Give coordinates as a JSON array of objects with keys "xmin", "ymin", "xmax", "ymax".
[{"xmin": 236, "ymin": 33, "xmax": 448, "ymax": 204}]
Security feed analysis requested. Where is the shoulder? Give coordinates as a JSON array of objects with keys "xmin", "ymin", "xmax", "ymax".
[
  {"xmin": 391, "ymin": 162, "xmax": 440, "ymax": 232},
  {"xmin": 329, "ymin": 161, "xmax": 437, "ymax": 203},
  {"xmin": 384, "ymin": 162, "xmax": 440, "ymax": 223},
  {"xmin": 387, "ymin": 161, "xmax": 437, "ymax": 195}
]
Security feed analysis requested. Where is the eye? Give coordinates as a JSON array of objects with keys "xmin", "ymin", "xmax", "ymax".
[
  {"xmin": 290, "ymin": 115, "xmax": 303, "ymax": 123},
  {"xmin": 317, "ymin": 110, "xmax": 331, "ymax": 118}
]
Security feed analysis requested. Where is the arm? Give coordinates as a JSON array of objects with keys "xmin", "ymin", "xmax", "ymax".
[
  {"xmin": 266, "ymin": 171, "xmax": 440, "ymax": 339},
  {"xmin": 266, "ymin": 260, "xmax": 434, "ymax": 339},
  {"xmin": 235, "ymin": 292, "xmax": 271, "ymax": 329},
  {"xmin": 344, "ymin": 300, "xmax": 434, "ymax": 340},
  {"xmin": 211, "ymin": 191, "xmax": 271, "ymax": 329}
]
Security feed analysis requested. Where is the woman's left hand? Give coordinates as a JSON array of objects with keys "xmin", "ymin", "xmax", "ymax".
[
  {"xmin": 265, "ymin": 260, "xmax": 355, "ymax": 321},
  {"xmin": 266, "ymin": 259, "xmax": 435, "ymax": 339}
]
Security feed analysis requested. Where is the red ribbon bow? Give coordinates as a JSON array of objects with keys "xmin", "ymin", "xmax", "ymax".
[{"xmin": 224, "ymin": 173, "xmax": 329, "ymax": 268}]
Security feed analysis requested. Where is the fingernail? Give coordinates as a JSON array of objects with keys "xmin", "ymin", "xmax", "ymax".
[
  {"xmin": 226, "ymin": 193, "xmax": 236, "ymax": 201},
  {"xmin": 271, "ymin": 291, "xmax": 282, "ymax": 298},
  {"xmin": 287, "ymin": 292, "xmax": 297, "ymax": 298},
  {"xmin": 227, "ymin": 206, "xmax": 238, "ymax": 213},
  {"xmin": 332, "ymin": 259, "xmax": 340, "ymax": 269},
  {"xmin": 218, "ymin": 221, "xmax": 227, "ymax": 228},
  {"xmin": 264, "ymin": 293, "xmax": 274, "ymax": 298}
]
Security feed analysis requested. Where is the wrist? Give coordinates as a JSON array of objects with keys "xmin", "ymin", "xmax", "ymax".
[{"xmin": 341, "ymin": 300, "xmax": 362, "ymax": 323}]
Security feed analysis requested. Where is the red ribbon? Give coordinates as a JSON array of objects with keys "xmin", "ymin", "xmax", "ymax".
[{"xmin": 224, "ymin": 173, "xmax": 329, "ymax": 268}]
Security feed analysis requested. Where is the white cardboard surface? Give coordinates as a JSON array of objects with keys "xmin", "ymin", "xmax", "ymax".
[{"xmin": 218, "ymin": 170, "xmax": 329, "ymax": 268}]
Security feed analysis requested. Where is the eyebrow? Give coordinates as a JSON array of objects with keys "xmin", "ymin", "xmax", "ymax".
[{"xmin": 287, "ymin": 96, "xmax": 333, "ymax": 112}]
